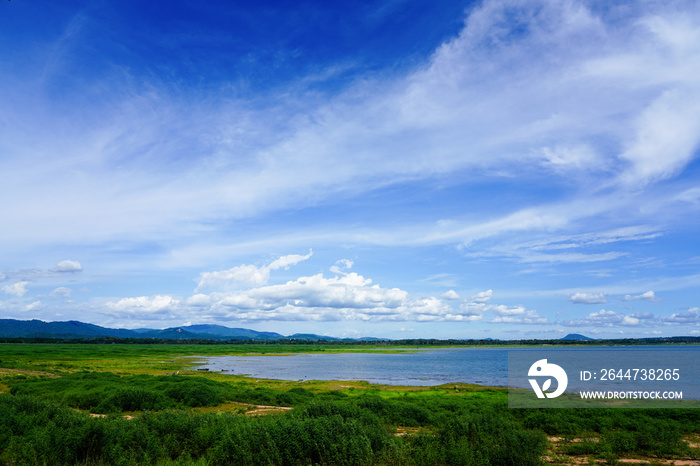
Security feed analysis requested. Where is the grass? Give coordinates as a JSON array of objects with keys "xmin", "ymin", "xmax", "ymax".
[{"xmin": 0, "ymin": 343, "xmax": 699, "ymax": 465}]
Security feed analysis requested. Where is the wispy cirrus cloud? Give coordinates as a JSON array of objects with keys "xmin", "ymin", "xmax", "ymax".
[
  {"xmin": 2, "ymin": 0, "xmax": 699, "ymax": 256},
  {"xmin": 2, "ymin": 1, "xmax": 700, "ymax": 337}
]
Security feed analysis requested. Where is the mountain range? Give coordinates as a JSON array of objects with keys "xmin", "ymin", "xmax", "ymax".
[
  {"xmin": 0, "ymin": 319, "xmax": 380, "ymax": 341},
  {"xmin": 0, "ymin": 319, "xmax": 600, "ymax": 342}
]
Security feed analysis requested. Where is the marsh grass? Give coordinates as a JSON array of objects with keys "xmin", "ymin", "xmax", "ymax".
[{"xmin": 1, "ymin": 343, "xmax": 699, "ymax": 465}]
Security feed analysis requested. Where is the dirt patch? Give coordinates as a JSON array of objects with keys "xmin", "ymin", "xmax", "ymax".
[
  {"xmin": 193, "ymin": 402, "xmax": 292, "ymax": 416},
  {"xmin": 0, "ymin": 367, "xmax": 59, "ymax": 377},
  {"xmin": 89, "ymin": 413, "xmax": 135, "ymax": 420},
  {"xmin": 548, "ymin": 436, "xmax": 599, "ymax": 443},
  {"xmin": 394, "ymin": 426, "xmax": 422, "ymax": 437},
  {"xmin": 545, "ymin": 436, "xmax": 700, "ymax": 465},
  {"xmin": 245, "ymin": 404, "xmax": 293, "ymax": 416},
  {"xmin": 545, "ymin": 456, "xmax": 699, "ymax": 465}
]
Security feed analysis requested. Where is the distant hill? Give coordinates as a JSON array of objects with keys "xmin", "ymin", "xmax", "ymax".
[
  {"xmin": 139, "ymin": 325, "xmax": 284, "ymax": 341},
  {"xmin": 0, "ymin": 319, "xmax": 358, "ymax": 341},
  {"xmin": 178, "ymin": 325, "xmax": 283, "ymax": 340},
  {"xmin": 560, "ymin": 333, "xmax": 594, "ymax": 341},
  {"xmin": 0, "ymin": 319, "xmax": 138, "ymax": 338},
  {"xmin": 286, "ymin": 333, "xmax": 341, "ymax": 342}
]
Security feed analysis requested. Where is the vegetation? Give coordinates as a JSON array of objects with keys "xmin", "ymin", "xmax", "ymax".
[
  {"xmin": 2, "ymin": 335, "xmax": 700, "ymax": 345},
  {"xmin": 0, "ymin": 343, "xmax": 698, "ymax": 465}
]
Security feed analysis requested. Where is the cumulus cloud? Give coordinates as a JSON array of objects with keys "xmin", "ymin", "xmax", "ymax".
[
  {"xmin": 97, "ymin": 259, "xmax": 548, "ymax": 325},
  {"xmin": 490, "ymin": 310, "xmax": 547, "ymax": 324},
  {"xmin": 621, "ymin": 290, "xmax": 661, "ymax": 302},
  {"xmin": 449, "ymin": 290, "xmax": 495, "ymax": 322},
  {"xmin": 198, "ymin": 272, "xmax": 425, "ymax": 322},
  {"xmin": 570, "ymin": 292, "xmax": 607, "ymax": 304},
  {"xmin": 489, "ymin": 305, "xmax": 547, "ymax": 324},
  {"xmin": 441, "ymin": 290, "xmax": 460, "ymax": 300},
  {"xmin": 561, "ymin": 309, "xmax": 655, "ymax": 327},
  {"xmin": 662, "ymin": 307, "xmax": 700, "ymax": 325},
  {"xmin": 452, "ymin": 289, "xmax": 546, "ymax": 324},
  {"xmin": 455, "ymin": 301, "xmax": 486, "ymax": 322},
  {"xmin": 471, "ymin": 289, "xmax": 492, "ymax": 304},
  {"xmin": 104, "ymin": 295, "xmax": 181, "ymax": 319},
  {"xmin": 2, "ymin": 281, "xmax": 29, "ymax": 297},
  {"xmin": 195, "ymin": 251, "xmax": 313, "ymax": 291},
  {"xmin": 51, "ymin": 260, "xmax": 83, "ymax": 273}
]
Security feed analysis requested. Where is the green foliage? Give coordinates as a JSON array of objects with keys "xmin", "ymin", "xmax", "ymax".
[
  {"xmin": 8, "ymin": 372, "xmax": 267, "ymax": 413},
  {"xmin": 2, "ymin": 343, "xmax": 699, "ymax": 465},
  {"xmin": 2, "ymin": 388, "xmax": 699, "ymax": 465}
]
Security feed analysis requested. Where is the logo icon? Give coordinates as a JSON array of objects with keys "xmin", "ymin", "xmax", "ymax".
[{"xmin": 528, "ymin": 359, "xmax": 568, "ymax": 398}]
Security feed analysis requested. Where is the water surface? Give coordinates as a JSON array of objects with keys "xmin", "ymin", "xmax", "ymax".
[{"xmin": 199, "ymin": 346, "xmax": 700, "ymax": 392}]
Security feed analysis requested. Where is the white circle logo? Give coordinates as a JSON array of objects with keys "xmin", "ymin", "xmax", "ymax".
[{"xmin": 528, "ymin": 359, "xmax": 568, "ymax": 398}]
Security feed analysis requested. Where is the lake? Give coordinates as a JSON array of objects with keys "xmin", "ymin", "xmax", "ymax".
[{"xmin": 198, "ymin": 346, "xmax": 700, "ymax": 397}]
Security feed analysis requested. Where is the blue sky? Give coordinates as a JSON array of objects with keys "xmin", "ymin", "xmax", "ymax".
[{"xmin": 1, "ymin": 0, "xmax": 700, "ymax": 339}]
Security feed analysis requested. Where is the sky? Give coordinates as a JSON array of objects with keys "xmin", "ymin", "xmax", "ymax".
[{"xmin": 1, "ymin": 0, "xmax": 700, "ymax": 340}]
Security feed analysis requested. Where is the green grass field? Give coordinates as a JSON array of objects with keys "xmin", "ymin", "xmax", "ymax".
[{"xmin": 1, "ymin": 343, "xmax": 699, "ymax": 465}]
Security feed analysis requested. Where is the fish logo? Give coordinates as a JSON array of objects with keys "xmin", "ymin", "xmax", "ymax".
[{"xmin": 528, "ymin": 359, "xmax": 568, "ymax": 398}]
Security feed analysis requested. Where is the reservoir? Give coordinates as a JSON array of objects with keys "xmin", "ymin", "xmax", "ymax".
[{"xmin": 198, "ymin": 346, "xmax": 700, "ymax": 397}]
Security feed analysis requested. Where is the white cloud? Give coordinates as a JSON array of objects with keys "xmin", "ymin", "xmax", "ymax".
[
  {"xmin": 452, "ymin": 289, "xmax": 546, "ymax": 324},
  {"xmin": 3, "ymin": 0, "xmax": 699, "ymax": 257},
  {"xmin": 491, "ymin": 305, "xmax": 526, "ymax": 317},
  {"xmin": 50, "ymin": 287, "xmax": 72, "ymax": 299},
  {"xmin": 25, "ymin": 301, "xmax": 41, "ymax": 311},
  {"xmin": 490, "ymin": 310, "xmax": 547, "ymax": 325},
  {"xmin": 196, "ymin": 264, "xmax": 272, "ymax": 290},
  {"xmin": 188, "ymin": 271, "xmax": 432, "ymax": 322},
  {"xmin": 621, "ymin": 290, "xmax": 661, "ymax": 302},
  {"xmin": 441, "ymin": 290, "xmax": 460, "ymax": 300},
  {"xmin": 2, "ymin": 281, "xmax": 29, "ymax": 297},
  {"xmin": 99, "ymin": 259, "xmax": 543, "ymax": 325},
  {"xmin": 456, "ymin": 301, "xmax": 486, "ymax": 321},
  {"xmin": 619, "ymin": 88, "xmax": 700, "ymax": 187},
  {"xmin": 662, "ymin": 307, "xmax": 700, "ymax": 325},
  {"xmin": 539, "ymin": 144, "xmax": 604, "ymax": 174},
  {"xmin": 561, "ymin": 309, "xmax": 655, "ymax": 327},
  {"xmin": 488, "ymin": 305, "xmax": 548, "ymax": 324},
  {"xmin": 330, "ymin": 259, "xmax": 354, "ymax": 275},
  {"xmin": 267, "ymin": 251, "xmax": 314, "ymax": 271},
  {"xmin": 471, "ymin": 289, "xmax": 492, "ymax": 304},
  {"xmin": 520, "ymin": 252, "xmax": 627, "ymax": 264},
  {"xmin": 460, "ymin": 225, "xmax": 659, "ymax": 268},
  {"xmin": 570, "ymin": 292, "xmax": 607, "ymax": 304},
  {"xmin": 51, "ymin": 260, "xmax": 83, "ymax": 273},
  {"xmin": 195, "ymin": 251, "xmax": 313, "ymax": 291},
  {"xmin": 104, "ymin": 295, "xmax": 180, "ymax": 319}
]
